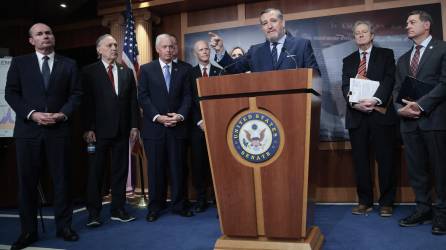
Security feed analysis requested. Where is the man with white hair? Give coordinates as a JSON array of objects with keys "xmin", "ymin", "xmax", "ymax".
[{"xmin": 138, "ymin": 33, "xmax": 194, "ymax": 222}]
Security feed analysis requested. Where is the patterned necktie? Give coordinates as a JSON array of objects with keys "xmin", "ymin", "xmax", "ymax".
[
  {"xmin": 271, "ymin": 42, "xmax": 278, "ymax": 69},
  {"xmin": 163, "ymin": 64, "xmax": 171, "ymax": 92},
  {"xmin": 357, "ymin": 52, "xmax": 367, "ymax": 77},
  {"xmin": 42, "ymin": 56, "xmax": 50, "ymax": 90},
  {"xmin": 107, "ymin": 65, "xmax": 116, "ymax": 94},
  {"xmin": 202, "ymin": 67, "xmax": 208, "ymax": 77},
  {"xmin": 410, "ymin": 45, "xmax": 423, "ymax": 77}
]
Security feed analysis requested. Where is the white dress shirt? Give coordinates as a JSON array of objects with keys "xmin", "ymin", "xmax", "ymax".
[{"xmin": 101, "ymin": 60, "xmax": 119, "ymax": 95}]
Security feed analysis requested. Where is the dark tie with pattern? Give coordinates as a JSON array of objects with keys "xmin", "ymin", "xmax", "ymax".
[
  {"xmin": 357, "ymin": 52, "xmax": 367, "ymax": 77},
  {"xmin": 42, "ymin": 56, "xmax": 50, "ymax": 90},
  {"xmin": 271, "ymin": 42, "xmax": 278, "ymax": 69},
  {"xmin": 107, "ymin": 65, "xmax": 116, "ymax": 94},
  {"xmin": 410, "ymin": 45, "xmax": 422, "ymax": 77},
  {"xmin": 202, "ymin": 67, "xmax": 208, "ymax": 77}
]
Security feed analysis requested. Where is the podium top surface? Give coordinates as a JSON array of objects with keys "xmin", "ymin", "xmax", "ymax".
[{"xmin": 197, "ymin": 68, "xmax": 320, "ymax": 99}]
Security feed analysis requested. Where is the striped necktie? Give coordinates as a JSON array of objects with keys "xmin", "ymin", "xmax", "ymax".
[
  {"xmin": 409, "ymin": 45, "xmax": 422, "ymax": 77},
  {"xmin": 357, "ymin": 52, "xmax": 367, "ymax": 77}
]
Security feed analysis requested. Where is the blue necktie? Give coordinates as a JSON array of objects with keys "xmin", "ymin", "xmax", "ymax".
[
  {"xmin": 163, "ymin": 64, "xmax": 171, "ymax": 92},
  {"xmin": 42, "ymin": 56, "xmax": 50, "ymax": 90},
  {"xmin": 271, "ymin": 42, "xmax": 278, "ymax": 70}
]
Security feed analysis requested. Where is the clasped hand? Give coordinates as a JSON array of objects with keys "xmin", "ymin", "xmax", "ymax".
[
  {"xmin": 353, "ymin": 98, "xmax": 378, "ymax": 113},
  {"xmin": 156, "ymin": 113, "xmax": 182, "ymax": 127},
  {"xmin": 31, "ymin": 112, "xmax": 65, "ymax": 126},
  {"xmin": 397, "ymin": 99, "xmax": 421, "ymax": 119}
]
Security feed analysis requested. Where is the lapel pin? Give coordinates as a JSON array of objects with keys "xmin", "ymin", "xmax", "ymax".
[
  {"xmin": 174, "ymin": 68, "xmax": 178, "ymax": 71},
  {"xmin": 429, "ymin": 46, "xmax": 433, "ymax": 49},
  {"xmin": 120, "ymin": 66, "xmax": 124, "ymax": 70}
]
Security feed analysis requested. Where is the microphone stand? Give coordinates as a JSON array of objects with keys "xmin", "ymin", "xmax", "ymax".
[{"xmin": 37, "ymin": 182, "xmax": 46, "ymax": 233}]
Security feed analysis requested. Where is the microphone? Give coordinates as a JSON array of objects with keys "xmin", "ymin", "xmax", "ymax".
[{"xmin": 282, "ymin": 47, "xmax": 297, "ymax": 69}]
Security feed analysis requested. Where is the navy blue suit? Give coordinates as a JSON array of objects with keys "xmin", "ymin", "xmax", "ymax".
[
  {"xmin": 217, "ymin": 35, "xmax": 319, "ymax": 73},
  {"xmin": 5, "ymin": 53, "xmax": 81, "ymax": 234},
  {"xmin": 138, "ymin": 60, "xmax": 192, "ymax": 213}
]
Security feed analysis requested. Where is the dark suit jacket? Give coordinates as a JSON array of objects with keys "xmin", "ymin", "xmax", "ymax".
[
  {"xmin": 342, "ymin": 46, "xmax": 397, "ymax": 129},
  {"xmin": 138, "ymin": 60, "xmax": 192, "ymax": 139},
  {"xmin": 393, "ymin": 39, "xmax": 446, "ymax": 132},
  {"xmin": 81, "ymin": 61, "xmax": 139, "ymax": 138},
  {"xmin": 190, "ymin": 64, "xmax": 222, "ymax": 125},
  {"xmin": 218, "ymin": 35, "xmax": 320, "ymax": 74},
  {"xmin": 5, "ymin": 53, "xmax": 82, "ymax": 138}
]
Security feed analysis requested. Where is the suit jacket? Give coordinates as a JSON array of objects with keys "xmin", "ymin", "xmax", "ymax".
[
  {"xmin": 393, "ymin": 39, "xmax": 446, "ymax": 132},
  {"xmin": 342, "ymin": 46, "xmax": 397, "ymax": 129},
  {"xmin": 81, "ymin": 61, "xmax": 139, "ymax": 138},
  {"xmin": 138, "ymin": 60, "xmax": 193, "ymax": 139},
  {"xmin": 190, "ymin": 64, "xmax": 222, "ymax": 125},
  {"xmin": 5, "ymin": 53, "xmax": 82, "ymax": 138},
  {"xmin": 218, "ymin": 35, "xmax": 319, "ymax": 74}
]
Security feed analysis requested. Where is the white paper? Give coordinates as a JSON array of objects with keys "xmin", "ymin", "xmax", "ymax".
[{"xmin": 348, "ymin": 78, "xmax": 380, "ymax": 103}]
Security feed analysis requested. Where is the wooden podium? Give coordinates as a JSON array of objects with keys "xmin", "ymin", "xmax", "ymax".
[{"xmin": 197, "ymin": 69, "xmax": 323, "ymax": 250}]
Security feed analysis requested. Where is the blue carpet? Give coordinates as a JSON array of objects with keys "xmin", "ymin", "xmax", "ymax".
[{"xmin": 0, "ymin": 204, "xmax": 445, "ymax": 249}]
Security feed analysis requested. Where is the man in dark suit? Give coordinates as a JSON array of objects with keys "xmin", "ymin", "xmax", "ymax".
[
  {"xmin": 209, "ymin": 8, "xmax": 319, "ymax": 74},
  {"xmin": 393, "ymin": 10, "xmax": 446, "ymax": 235},
  {"xmin": 341, "ymin": 21, "xmax": 397, "ymax": 217},
  {"xmin": 138, "ymin": 34, "xmax": 194, "ymax": 222},
  {"xmin": 5, "ymin": 23, "xmax": 81, "ymax": 249},
  {"xmin": 82, "ymin": 34, "xmax": 139, "ymax": 227},
  {"xmin": 189, "ymin": 40, "xmax": 221, "ymax": 213}
]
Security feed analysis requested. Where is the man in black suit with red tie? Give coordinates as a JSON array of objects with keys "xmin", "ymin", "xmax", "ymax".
[
  {"xmin": 342, "ymin": 21, "xmax": 397, "ymax": 217},
  {"xmin": 138, "ymin": 34, "xmax": 194, "ymax": 222},
  {"xmin": 189, "ymin": 40, "xmax": 221, "ymax": 213},
  {"xmin": 393, "ymin": 10, "xmax": 446, "ymax": 235},
  {"xmin": 5, "ymin": 23, "xmax": 81, "ymax": 249},
  {"xmin": 82, "ymin": 34, "xmax": 139, "ymax": 227}
]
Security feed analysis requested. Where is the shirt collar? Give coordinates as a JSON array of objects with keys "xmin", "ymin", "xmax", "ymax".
[
  {"xmin": 270, "ymin": 34, "xmax": 287, "ymax": 47},
  {"xmin": 416, "ymin": 35, "xmax": 432, "ymax": 49},
  {"xmin": 199, "ymin": 62, "xmax": 210, "ymax": 70},
  {"xmin": 101, "ymin": 59, "xmax": 116, "ymax": 69},
  {"xmin": 358, "ymin": 45, "xmax": 373, "ymax": 55},
  {"xmin": 35, "ymin": 51, "xmax": 55, "ymax": 61},
  {"xmin": 159, "ymin": 58, "xmax": 172, "ymax": 69}
]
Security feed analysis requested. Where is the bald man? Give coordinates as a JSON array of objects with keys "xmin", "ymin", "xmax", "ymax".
[{"xmin": 5, "ymin": 23, "xmax": 82, "ymax": 249}]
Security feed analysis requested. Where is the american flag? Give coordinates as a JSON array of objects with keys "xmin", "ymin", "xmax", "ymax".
[{"xmin": 122, "ymin": 0, "xmax": 139, "ymax": 80}]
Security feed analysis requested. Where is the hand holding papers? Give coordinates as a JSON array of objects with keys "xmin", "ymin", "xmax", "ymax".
[{"xmin": 348, "ymin": 78, "xmax": 380, "ymax": 103}]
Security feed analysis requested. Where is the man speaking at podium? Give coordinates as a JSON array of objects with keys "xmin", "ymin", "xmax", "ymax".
[{"xmin": 209, "ymin": 8, "xmax": 319, "ymax": 74}]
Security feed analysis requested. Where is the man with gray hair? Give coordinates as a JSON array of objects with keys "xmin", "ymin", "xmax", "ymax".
[
  {"xmin": 209, "ymin": 8, "xmax": 319, "ymax": 74},
  {"xmin": 138, "ymin": 33, "xmax": 194, "ymax": 222},
  {"xmin": 341, "ymin": 20, "xmax": 397, "ymax": 217},
  {"xmin": 81, "ymin": 34, "xmax": 139, "ymax": 228}
]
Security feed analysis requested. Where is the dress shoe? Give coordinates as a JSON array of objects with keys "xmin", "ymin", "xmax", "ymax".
[
  {"xmin": 56, "ymin": 227, "xmax": 79, "ymax": 241},
  {"xmin": 86, "ymin": 214, "xmax": 102, "ymax": 228},
  {"xmin": 351, "ymin": 204, "xmax": 373, "ymax": 215},
  {"xmin": 10, "ymin": 232, "xmax": 37, "ymax": 250},
  {"xmin": 432, "ymin": 215, "xmax": 446, "ymax": 235},
  {"xmin": 173, "ymin": 209, "xmax": 194, "ymax": 217},
  {"xmin": 111, "ymin": 209, "xmax": 136, "ymax": 223},
  {"xmin": 399, "ymin": 210, "xmax": 432, "ymax": 227},
  {"xmin": 194, "ymin": 200, "xmax": 209, "ymax": 213},
  {"xmin": 379, "ymin": 206, "xmax": 393, "ymax": 217},
  {"xmin": 146, "ymin": 211, "xmax": 159, "ymax": 222}
]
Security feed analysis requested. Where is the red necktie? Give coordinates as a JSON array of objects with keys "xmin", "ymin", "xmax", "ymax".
[
  {"xmin": 410, "ymin": 45, "xmax": 422, "ymax": 77},
  {"xmin": 357, "ymin": 52, "xmax": 367, "ymax": 77},
  {"xmin": 107, "ymin": 65, "xmax": 116, "ymax": 94},
  {"xmin": 202, "ymin": 67, "xmax": 208, "ymax": 77}
]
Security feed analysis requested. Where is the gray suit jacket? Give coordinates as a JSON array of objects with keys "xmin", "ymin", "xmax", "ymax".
[{"xmin": 393, "ymin": 39, "xmax": 446, "ymax": 132}]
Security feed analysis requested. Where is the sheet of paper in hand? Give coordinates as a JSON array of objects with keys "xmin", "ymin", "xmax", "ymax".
[{"xmin": 348, "ymin": 78, "xmax": 380, "ymax": 103}]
